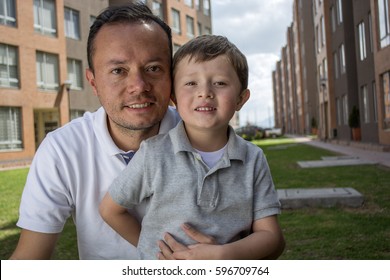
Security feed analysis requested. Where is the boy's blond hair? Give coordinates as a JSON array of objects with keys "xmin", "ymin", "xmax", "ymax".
[{"xmin": 172, "ymin": 35, "xmax": 249, "ymax": 92}]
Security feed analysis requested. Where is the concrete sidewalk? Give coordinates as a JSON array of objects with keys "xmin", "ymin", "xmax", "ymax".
[
  {"xmin": 277, "ymin": 136, "xmax": 390, "ymax": 209},
  {"xmin": 291, "ymin": 136, "xmax": 390, "ymax": 168}
]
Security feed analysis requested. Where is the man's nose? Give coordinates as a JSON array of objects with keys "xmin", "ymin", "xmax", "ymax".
[{"xmin": 127, "ymin": 71, "xmax": 151, "ymax": 93}]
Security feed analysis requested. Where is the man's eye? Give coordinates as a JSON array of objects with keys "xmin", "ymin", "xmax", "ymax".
[
  {"xmin": 147, "ymin": 65, "xmax": 160, "ymax": 72},
  {"xmin": 185, "ymin": 81, "xmax": 196, "ymax": 86},
  {"xmin": 112, "ymin": 68, "xmax": 125, "ymax": 75}
]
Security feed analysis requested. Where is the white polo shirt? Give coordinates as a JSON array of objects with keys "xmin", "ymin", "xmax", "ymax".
[{"xmin": 16, "ymin": 106, "xmax": 180, "ymax": 259}]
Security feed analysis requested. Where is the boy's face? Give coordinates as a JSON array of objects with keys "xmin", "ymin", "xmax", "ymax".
[{"xmin": 173, "ymin": 55, "xmax": 249, "ymax": 133}]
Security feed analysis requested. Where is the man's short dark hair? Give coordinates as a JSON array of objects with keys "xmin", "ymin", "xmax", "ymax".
[{"xmin": 87, "ymin": 2, "xmax": 172, "ymax": 72}]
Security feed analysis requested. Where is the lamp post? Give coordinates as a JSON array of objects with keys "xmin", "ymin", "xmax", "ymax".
[
  {"xmin": 63, "ymin": 80, "xmax": 72, "ymax": 121},
  {"xmin": 320, "ymin": 77, "xmax": 327, "ymax": 139}
]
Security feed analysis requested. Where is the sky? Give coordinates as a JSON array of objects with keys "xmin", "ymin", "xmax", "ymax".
[{"xmin": 211, "ymin": 0, "xmax": 294, "ymax": 127}]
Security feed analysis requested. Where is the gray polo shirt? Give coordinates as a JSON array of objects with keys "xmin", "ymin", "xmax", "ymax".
[{"xmin": 109, "ymin": 121, "xmax": 281, "ymax": 259}]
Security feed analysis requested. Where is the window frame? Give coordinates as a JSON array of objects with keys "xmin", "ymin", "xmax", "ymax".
[
  {"xmin": 0, "ymin": 106, "xmax": 23, "ymax": 151},
  {"xmin": 0, "ymin": 0, "xmax": 16, "ymax": 27},
  {"xmin": 64, "ymin": 7, "xmax": 80, "ymax": 40},
  {"xmin": 36, "ymin": 51, "xmax": 59, "ymax": 91},
  {"xmin": 0, "ymin": 43, "xmax": 19, "ymax": 88}
]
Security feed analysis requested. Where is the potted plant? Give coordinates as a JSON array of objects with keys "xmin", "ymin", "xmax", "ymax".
[
  {"xmin": 348, "ymin": 105, "xmax": 361, "ymax": 141},
  {"xmin": 311, "ymin": 117, "xmax": 318, "ymax": 135}
]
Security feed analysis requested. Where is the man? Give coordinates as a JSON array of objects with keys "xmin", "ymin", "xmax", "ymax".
[{"xmin": 10, "ymin": 3, "xmax": 186, "ymax": 260}]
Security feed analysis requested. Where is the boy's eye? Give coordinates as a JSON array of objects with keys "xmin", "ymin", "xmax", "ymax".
[
  {"xmin": 185, "ymin": 81, "xmax": 197, "ymax": 86},
  {"xmin": 214, "ymin": 81, "xmax": 226, "ymax": 86}
]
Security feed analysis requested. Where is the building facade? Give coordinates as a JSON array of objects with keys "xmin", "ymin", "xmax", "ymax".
[
  {"xmin": 0, "ymin": 0, "xmax": 212, "ymax": 166},
  {"xmin": 273, "ymin": 0, "xmax": 390, "ymax": 146}
]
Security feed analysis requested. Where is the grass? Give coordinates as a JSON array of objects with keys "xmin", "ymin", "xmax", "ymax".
[
  {"xmin": 0, "ymin": 168, "xmax": 79, "ymax": 260},
  {"xmin": 256, "ymin": 138, "xmax": 390, "ymax": 259},
  {"xmin": 0, "ymin": 137, "xmax": 389, "ymax": 259}
]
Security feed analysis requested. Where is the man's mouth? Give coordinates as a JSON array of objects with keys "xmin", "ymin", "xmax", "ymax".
[
  {"xmin": 195, "ymin": 106, "xmax": 216, "ymax": 111},
  {"xmin": 127, "ymin": 102, "xmax": 152, "ymax": 109}
]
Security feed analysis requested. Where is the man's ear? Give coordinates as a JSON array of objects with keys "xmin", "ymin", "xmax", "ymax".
[
  {"xmin": 86, "ymin": 68, "xmax": 98, "ymax": 96},
  {"xmin": 236, "ymin": 89, "xmax": 250, "ymax": 111}
]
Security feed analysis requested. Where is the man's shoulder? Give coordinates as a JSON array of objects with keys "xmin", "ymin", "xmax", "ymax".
[
  {"xmin": 42, "ymin": 108, "xmax": 103, "ymax": 151},
  {"xmin": 159, "ymin": 106, "xmax": 181, "ymax": 134}
]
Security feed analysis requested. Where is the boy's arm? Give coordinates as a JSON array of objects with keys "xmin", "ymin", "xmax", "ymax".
[
  {"xmin": 99, "ymin": 193, "xmax": 141, "ymax": 247},
  {"xmin": 168, "ymin": 215, "xmax": 285, "ymax": 260},
  {"xmin": 220, "ymin": 215, "xmax": 285, "ymax": 259}
]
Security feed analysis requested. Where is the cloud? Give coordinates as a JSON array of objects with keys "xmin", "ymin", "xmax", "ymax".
[
  {"xmin": 212, "ymin": 0, "xmax": 293, "ymax": 54},
  {"xmin": 211, "ymin": 0, "xmax": 294, "ymax": 126}
]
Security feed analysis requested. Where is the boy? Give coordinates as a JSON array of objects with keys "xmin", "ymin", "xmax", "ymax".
[{"xmin": 99, "ymin": 35, "xmax": 285, "ymax": 259}]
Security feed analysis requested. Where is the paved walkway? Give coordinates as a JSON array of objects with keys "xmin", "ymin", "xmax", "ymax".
[
  {"xmin": 278, "ymin": 136, "xmax": 390, "ymax": 209},
  {"xmin": 290, "ymin": 136, "xmax": 390, "ymax": 168}
]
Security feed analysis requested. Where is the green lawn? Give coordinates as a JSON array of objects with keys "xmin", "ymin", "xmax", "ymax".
[{"xmin": 1, "ymin": 138, "xmax": 389, "ymax": 259}]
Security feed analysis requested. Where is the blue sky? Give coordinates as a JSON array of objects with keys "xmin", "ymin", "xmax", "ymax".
[{"xmin": 211, "ymin": 0, "xmax": 294, "ymax": 127}]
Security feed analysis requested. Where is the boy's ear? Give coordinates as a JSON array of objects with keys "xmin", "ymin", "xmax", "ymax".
[{"xmin": 236, "ymin": 89, "xmax": 250, "ymax": 111}]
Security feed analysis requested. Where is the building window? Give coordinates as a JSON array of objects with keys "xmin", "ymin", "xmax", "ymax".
[
  {"xmin": 373, "ymin": 81, "xmax": 378, "ymax": 122},
  {"xmin": 331, "ymin": 5, "xmax": 336, "ymax": 32},
  {"xmin": 358, "ymin": 21, "xmax": 367, "ymax": 61},
  {"xmin": 64, "ymin": 7, "xmax": 80, "ymax": 40},
  {"xmin": 203, "ymin": 0, "xmax": 210, "ymax": 16},
  {"xmin": 185, "ymin": 0, "xmax": 193, "ymax": 8},
  {"xmin": 333, "ymin": 51, "xmax": 339, "ymax": 79},
  {"xmin": 0, "ymin": 106, "xmax": 22, "ymax": 151},
  {"xmin": 0, "ymin": 0, "xmax": 16, "ymax": 27},
  {"xmin": 336, "ymin": 0, "xmax": 343, "ymax": 24},
  {"xmin": 339, "ymin": 44, "xmax": 346, "ymax": 74},
  {"xmin": 362, "ymin": 85, "xmax": 369, "ymax": 123},
  {"xmin": 90, "ymin": 15, "xmax": 96, "ymax": 27},
  {"xmin": 34, "ymin": 0, "xmax": 57, "ymax": 37},
  {"xmin": 171, "ymin": 8, "xmax": 181, "ymax": 34},
  {"xmin": 204, "ymin": 27, "xmax": 211, "ymax": 35},
  {"xmin": 36, "ymin": 51, "xmax": 59, "ymax": 91},
  {"xmin": 320, "ymin": 16, "xmax": 326, "ymax": 46},
  {"xmin": 152, "ymin": 1, "xmax": 163, "ymax": 19},
  {"xmin": 323, "ymin": 58, "xmax": 327, "ymax": 79},
  {"xmin": 173, "ymin": 43, "xmax": 181, "ymax": 54},
  {"xmin": 368, "ymin": 13, "xmax": 374, "ymax": 53},
  {"xmin": 343, "ymin": 95, "xmax": 349, "ymax": 125},
  {"xmin": 195, "ymin": 0, "xmax": 200, "ymax": 10},
  {"xmin": 70, "ymin": 109, "xmax": 85, "ymax": 121},
  {"xmin": 337, "ymin": 98, "xmax": 342, "ymax": 125},
  {"xmin": 186, "ymin": 15, "xmax": 194, "ymax": 39},
  {"xmin": 0, "ymin": 43, "xmax": 19, "ymax": 88},
  {"xmin": 67, "ymin": 58, "xmax": 83, "ymax": 90},
  {"xmin": 378, "ymin": 0, "xmax": 390, "ymax": 48},
  {"xmin": 316, "ymin": 25, "xmax": 320, "ymax": 53},
  {"xmin": 383, "ymin": 71, "xmax": 390, "ymax": 128}
]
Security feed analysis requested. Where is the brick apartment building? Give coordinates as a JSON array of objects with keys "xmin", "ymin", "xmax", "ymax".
[
  {"xmin": 0, "ymin": 0, "xmax": 212, "ymax": 166},
  {"xmin": 273, "ymin": 0, "xmax": 390, "ymax": 146}
]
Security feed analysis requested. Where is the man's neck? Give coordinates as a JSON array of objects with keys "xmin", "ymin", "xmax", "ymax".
[{"xmin": 108, "ymin": 121, "xmax": 160, "ymax": 152}]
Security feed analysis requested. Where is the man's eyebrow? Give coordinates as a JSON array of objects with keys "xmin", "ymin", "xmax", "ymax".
[
  {"xmin": 105, "ymin": 56, "xmax": 168, "ymax": 66},
  {"xmin": 106, "ymin": 59, "xmax": 128, "ymax": 65}
]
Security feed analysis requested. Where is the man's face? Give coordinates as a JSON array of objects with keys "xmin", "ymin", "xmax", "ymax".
[{"xmin": 86, "ymin": 22, "xmax": 172, "ymax": 135}]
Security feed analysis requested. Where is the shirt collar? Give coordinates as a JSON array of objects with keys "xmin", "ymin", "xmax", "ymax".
[
  {"xmin": 94, "ymin": 106, "xmax": 180, "ymax": 157},
  {"xmin": 170, "ymin": 121, "xmax": 247, "ymax": 163}
]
